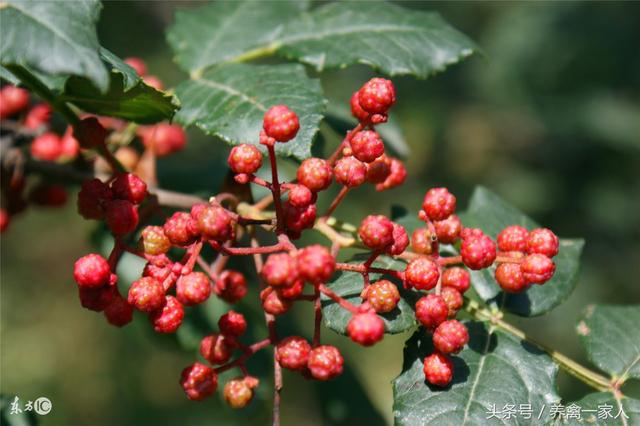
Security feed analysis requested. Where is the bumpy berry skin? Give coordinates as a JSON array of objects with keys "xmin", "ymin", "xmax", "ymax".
[
  {"xmin": 526, "ymin": 228, "xmax": 559, "ymax": 258},
  {"xmin": 357, "ymin": 78, "xmax": 396, "ymax": 114},
  {"xmin": 411, "ymin": 228, "xmax": 434, "ymax": 255},
  {"xmin": 334, "ymin": 156, "xmax": 367, "ymax": 187},
  {"xmin": 104, "ymin": 294, "xmax": 134, "ymax": 327},
  {"xmin": 297, "ymin": 245, "xmax": 336, "ymax": 283},
  {"xmin": 276, "ymin": 336, "xmax": 312, "ymax": 371},
  {"xmin": 74, "ymin": 254, "xmax": 111, "ymax": 289},
  {"xmin": 73, "ymin": 116, "xmax": 107, "ymax": 148},
  {"xmin": 366, "ymin": 155, "xmax": 392, "ymax": 184},
  {"xmin": 176, "ymin": 272, "xmax": 211, "ymax": 306},
  {"xmin": 200, "ymin": 334, "xmax": 232, "ymax": 365},
  {"xmin": 375, "ymin": 157, "xmax": 406, "ymax": 191},
  {"xmin": 307, "ymin": 345, "xmax": 344, "ymax": 381},
  {"xmin": 263, "ymin": 105, "xmax": 299, "ymax": 142},
  {"xmin": 279, "ymin": 279, "xmax": 304, "ymax": 300},
  {"xmin": 141, "ymin": 226, "xmax": 171, "ymax": 255},
  {"xmin": 124, "ymin": 57, "xmax": 147, "ymax": 76},
  {"xmin": 196, "ymin": 205, "xmax": 234, "ymax": 242},
  {"xmin": 24, "ymin": 103, "xmax": 52, "ymax": 129},
  {"xmin": 288, "ymin": 184, "xmax": 315, "ymax": 208},
  {"xmin": 224, "ymin": 377, "xmax": 258, "ymax": 409},
  {"xmin": 386, "ymin": 223, "xmax": 409, "ymax": 256},
  {"xmin": 422, "ymin": 188, "xmax": 456, "ymax": 221},
  {"xmin": 350, "ymin": 130, "xmax": 385, "ymax": 163},
  {"xmin": 364, "ymin": 280, "xmax": 400, "ymax": 313},
  {"xmin": 77, "ymin": 178, "xmax": 112, "ymax": 220},
  {"xmin": 214, "ymin": 270, "xmax": 247, "ymax": 303},
  {"xmin": 347, "ymin": 312, "xmax": 385, "ymax": 346},
  {"xmin": 423, "ymin": 352, "xmax": 453, "ymax": 387},
  {"xmin": 149, "ymin": 295, "xmax": 184, "ymax": 333},
  {"xmin": 297, "ymin": 158, "xmax": 332, "ymax": 192},
  {"xmin": 261, "ymin": 253, "xmax": 299, "ymax": 287},
  {"xmin": 143, "ymin": 262, "xmax": 172, "ymax": 287},
  {"xmin": 497, "ymin": 225, "xmax": 529, "ymax": 252},
  {"xmin": 111, "ymin": 173, "xmax": 147, "ymax": 204},
  {"xmin": 128, "ymin": 277, "xmax": 165, "ymax": 312},
  {"xmin": 441, "ymin": 267, "xmax": 470, "ymax": 294},
  {"xmin": 433, "ymin": 214, "xmax": 462, "ymax": 244},
  {"xmin": 405, "ymin": 257, "xmax": 440, "ymax": 291},
  {"xmin": 260, "ymin": 287, "xmax": 292, "ymax": 316},
  {"xmin": 495, "ymin": 263, "xmax": 529, "ymax": 293},
  {"xmin": 180, "ymin": 362, "xmax": 217, "ymax": 401},
  {"xmin": 218, "ymin": 311, "xmax": 247, "ymax": 337},
  {"xmin": 460, "ymin": 230, "xmax": 497, "ymax": 270},
  {"xmin": 441, "ymin": 287, "xmax": 463, "ymax": 317},
  {"xmin": 358, "ymin": 215, "xmax": 394, "ymax": 250},
  {"xmin": 284, "ymin": 202, "xmax": 317, "ymax": 236},
  {"xmin": 521, "ymin": 254, "xmax": 555, "ymax": 284},
  {"xmin": 350, "ymin": 91, "xmax": 370, "ymax": 122},
  {"xmin": 415, "ymin": 294, "xmax": 448, "ymax": 330},
  {"xmin": 78, "ymin": 286, "xmax": 116, "ymax": 311},
  {"xmin": 105, "ymin": 199, "xmax": 139, "ymax": 235},
  {"xmin": 30, "ymin": 132, "xmax": 62, "ymax": 161},
  {"xmin": 228, "ymin": 144, "xmax": 263, "ymax": 175},
  {"xmin": 433, "ymin": 320, "xmax": 469, "ymax": 354},
  {"xmin": 0, "ymin": 84, "xmax": 29, "ymax": 118},
  {"xmin": 163, "ymin": 212, "xmax": 199, "ymax": 246}
]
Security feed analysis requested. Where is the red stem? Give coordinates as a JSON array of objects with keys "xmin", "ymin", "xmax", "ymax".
[
  {"xmin": 318, "ymin": 284, "xmax": 359, "ymax": 314},
  {"xmin": 267, "ymin": 145, "xmax": 285, "ymax": 234},
  {"xmin": 327, "ymin": 122, "xmax": 365, "ymax": 166},
  {"xmin": 321, "ymin": 186, "xmax": 350, "ymax": 219},
  {"xmin": 214, "ymin": 338, "xmax": 271, "ymax": 374},
  {"xmin": 313, "ymin": 285, "xmax": 322, "ymax": 347},
  {"xmin": 335, "ymin": 262, "xmax": 404, "ymax": 280}
]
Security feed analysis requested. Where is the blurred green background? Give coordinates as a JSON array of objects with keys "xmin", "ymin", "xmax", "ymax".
[{"xmin": 2, "ymin": 1, "xmax": 639, "ymax": 425}]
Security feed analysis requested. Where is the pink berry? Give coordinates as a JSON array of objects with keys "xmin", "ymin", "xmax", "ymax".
[
  {"xmin": 180, "ymin": 362, "xmax": 217, "ymax": 401},
  {"xmin": 128, "ymin": 276, "xmax": 165, "ymax": 312},
  {"xmin": 405, "ymin": 257, "xmax": 440, "ymax": 291},
  {"xmin": 375, "ymin": 157, "xmax": 406, "ymax": 191},
  {"xmin": 200, "ymin": 334, "xmax": 232, "ymax": 365},
  {"xmin": 521, "ymin": 254, "xmax": 555, "ymax": 284},
  {"xmin": 366, "ymin": 155, "xmax": 392, "ymax": 184},
  {"xmin": 260, "ymin": 287, "xmax": 292, "ymax": 316},
  {"xmin": 23, "ymin": 103, "xmax": 51, "ymax": 129},
  {"xmin": 196, "ymin": 205, "xmax": 234, "ymax": 242},
  {"xmin": 228, "ymin": 144, "xmax": 263, "ymax": 175},
  {"xmin": 433, "ymin": 320, "xmax": 469, "ymax": 354},
  {"xmin": 223, "ymin": 376, "xmax": 258, "ymax": 409},
  {"xmin": 77, "ymin": 178, "xmax": 112, "ymax": 220},
  {"xmin": 350, "ymin": 130, "xmax": 385, "ymax": 163},
  {"xmin": 141, "ymin": 225, "xmax": 171, "ymax": 255},
  {"xmin": 433, "ymin": 214, "xmax": 462, "ymax": 244},
  {"xmin": 441, "ymin": 267, "xmax": 470, "ymax": 294},
  {"xmin": 111, "ymin": 173, "xmax": 147, "ymax": 204},
  {"xmin": 386, "ymin": 223, "xmax": 409, "ymax": 255},
  {"xmin": 297, "ymin": 158, "xmax": 332, "ymax": 192},
  {"xmin": 284, "ymin": 201, "xmax": 317, "ymax": 235},
  {"xmin": 350, "ymin": 91, "xmax": 370, "ymax": 122},
  {"xmin": 415, "ymin": 294, "xmax": 448, "ymax": 330},
  {"xmin": 218, "ymin": 310, "xmax": 247, "ymax": 337},
  {"xmin": 423, "ymin": 352, "xmax": 453, "ymax": 387},
  {"xmin": 441, "ymin": 287, "xmax": 463, "ymax": 317},
  {"xmin": 287, "ymin": 184, "xmax": 315, "ymax": 208},
  {"xmin": 74, "ymin": 253, "xmax": 111, "ymax": 289},
  {"xmin": 105, "ymin": 199, "xmax": 139, "ymax": 235},
  {"xmin": 60, "ymin": 127, "xmax": 80, "ymax": 160},
  {"xmin": 357, "ymin": 78, "xmax": 396, "ymax": 114},
  {"xmin": 163, "ymin": 212, "xmax": 199, "ymax": 246},
  {"xmin": 176, "ymin": 272, "xmax": 211, "ymax": 306},
  {"xmin": 30, "ymin": 132, "xmax": 62, "ymax": 161},
  {"xmin": 261, "ymin": 253, "xmax": 299, "ymax": 287},
  {"xmin": 411, "ymin": 228, "xmax": 434, "ymax": 255},
  {"xmin": 0, "ymin": 208, "xmax": 10, "ymax": 232},
  {"xmin": 334, "ymin": 156, "xmax": 367, "ymax": 187},
  {"xmin": 139, "ymin": 123, "xmax": 186, "ymax": 156},
  {"xmin": 364, "ymin": 280, "xmax": 400, "ymax": 313},
  {"xmin": 124, "ymin": 57, "xmax": 147, "ymax": 76},
  {"xmin": 347, "ymin": 312, "xmax": 385, "ymax": 346},
  {"xmin": 297, "ymin": 245, "xmax": 336, "ymax": 283},
  {"xmin": 0, "ymin": 84, "xmax": 29, "ymax": 118},
  {"xmin": 495, "ymin": 263, "xmax": 529, "ymax": 293},
  {"xmin": 149, "ymin": 295, "xmax": 184, "ymax": 333},
  {"xmin": 276, "ymin": 336, "xmax": 312, "ymax": 371},
  {"xmin": 422, "ymin": 188, "xmax": 456, "ymax": 221},
  {"xmin": 214, "ymin": 270, "xmax": 247, "ymax": 303},
  {"xmin": 307, "ymin": 345, "xmax": 344, "ymax": 381},
  {"xmin": 526, "ymin": 228, "xmax": 559, "ymax": 258},
  {"xmin": 358, "ymin": 215, "xmax": 394, "ymax": 250},
  {"xmin": 497, "ymin": 225, "xmax": 529, "ymax": 252},
  {"xmin": 263, "ymin": 105, "xmax": 299, "ymax": 142},
  {"xmin": 104, "ymin": 294, "xmax": 134, "ymax": 327},
  {"xmin": 460, "ymin": 230, "xmax": 497, "ymax": 270}
]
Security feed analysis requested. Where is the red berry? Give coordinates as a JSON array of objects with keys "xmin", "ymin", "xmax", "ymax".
[
  {"xmin": 196, "ymin": 205, "xmax": 234, "ymax": 242},
  {"xmin": 358, "ymin": 215, "xmax": 394, "ymax": 250},
  {"xmin": 297, "ymin": 158, "xmax": 332, "ymax": 192},
  {"xmin": 180, "ymin": 362, "xmax": 217, "ymax": 401},
  {"xmin": 350, "ymin": 91, "xmax": 370, "ymax": 122},
  {"xmin": 287, "ymin": 184, "xmax": 315, "ymax": 208},
  {"xmin": 139, "ymin": 123, "xmax": 186, "ymax": 156},
  {"xmin": 214, "ymin": 270, "xmax": 247, "ymax": 303},
  {"xmin": 78, "ymin": 286, "xmax": 116, "ymax": 311},
  {"xmin": 433, "ymin": 320, "xmax": 469, "ymax": 354},
  {"xmin": 411, "ymin": 228, "xmax": 434, "ymax": 255},
  {"xmin": 386, "ymin": 223, "xmax": 409, "ymax": 256},
  {"xmin": 224, "ymin": 377, "xmax": 258, "ymax": 409},
  {"xmin": 149, "ymin": 295, "xmax": 184, "ymax": 333},
  {"xmin": 260, "ymin": 287, "xmax": 292, "ymax": 316},
  {"xmin": 423, "ymin": 352, "xmax": 453, "ymax": 387},
  {"xmin": 307, "ymin": 345, "xmax": 344, "ymax": 381},
  {"xmin": 141, "ymin": 225, "xmax": 171, "ymax": 255},
  {"xmin": 495, "ymin": 263, "xmax": 529, "ymax": 293},
  {"xmin": 128, "ymin": 276, "xmax": 165, "ymax": 312},
  {"xmin": 228, "ymin": 144, "xmax": 263, "ymax": 175},
  {"xmin": 77, "ymin": 178, "xmax": 112, "ymax": 220},
  {"xmin": 144, "ymin": 75, "xmax": 164, "ymax": 90},
  {"xmin": 74, "ymin": 253, "xmax": 111, "ymax": 289},
  {"xmin": 163, "ymin": 212, "xmax": 199, "ymax": 246},
  {"xmin": 59, "ymin": 127, "xmax": 80, "ymax": 160},
  {"xmin": 261, "ymin": 253, "xmax": 298, "ymax": 287},
  {"xmin": 276, "ymin": 336, "xmax": 311, "ymax": 371},
  {"xmin": 433, "ymin": 214, "xmax": 462, "ymax": 244},
  {"xmin": 497, "ymin": 225, "xmax": 529, "ymax": 252},
  {"xmin": 364, "ymin": 280, "xmax": 400, "ymax": 313},
  {"xmin": 526, "ymin": 228, "xmax": 559, "ymax": 258},
  {"xmin": 200, "ymin": 334, "xmax": 232, "ymax": 365},
  {"xmin": 143, "ymin": 261, "xmax": 172, "ymax": 287},
  {"xmin": 350, "ymin": 130, "xmax": 384, "ymax": 163},
  {"xmin": 263, "ymin": 105, "xmax": 299, "ymax": 142},
  {"xmin": 111, "ymin": 173, "xmax": 147, "ymax": 204},
  {"xmin": 279, "ymin": 279, "xmax": 304, "ymax": 299},
  {"xmin": 375, "ymin": 157, "xmax": 406, "ymax": 191},
  {"xmin": 297, "ymin": 245, "xmax": 335, "ymax": 283},
  {"xmin": 460, "ymin": 230, "xmax": 497, "ymax": 270},
  {"xmin": 366, "ymin": 157, "xmax": 392, "ymax": 186},
  {"xmin": 405, "ymin": 257, "xmax": 440, "ymax": 291},
  {"xmin": 0, "ymin": 84, "xmax": 29, "ymax": 118},
  {"xmin": 422, "ymin": 188, "xmax": 456, "ymax": 221},
  {"xmin": 441, "ymin": 267, "xmax": 470, "ymax": 294},
  {"xmin": 0, "ymin": 208, "xmax": 10, "ymax": 233},
  {"xmin": 176, "ymin": 272, "xmax": 211, "ymax": 306},
  {"xmin": 441, "ymin": 287, "xmax": 463, "ymax": 317},
  {"xmin": 124, "ymin": 57, "xmax": 147, "ymax": 76},
  {"xmin": 23, "ymin": 103, "xmax": 51, "ymax": 129},
  {"xmin": 104, "ymin": 293, "xmax": 134, "ymax": 327},
  {"xmin": 73, "ymin": 116, "xmax": 107, "ymax": 148},
  {"xmin": 415, "ymin": 294, "xmax": 448, "ymax": 330},
  {"xmin": 357, "ymin": 78, "xmax": 396, "ymax": 114},
  {"xmin": 347, "ymin": 312, "xmax": 385, "ymax": 346},
  {"xmin": 521, "ymin": 254, "xmax": 555, "ymax": 284},
  {"xmin": 30, "ymin": 132, "xmax": 62, "ymax": 161},
  {"xmin": 105, "ymin": 199, "xmax": 139, "ymax": 235},
  {"xmin": 29, "ymin": 184, "xmax": 67, "ymax": 207},
  {"xmin": 284, "ymin": 201, "xmax": 316, "ymax": 234},
  {"xmin": 334, "ymin": 156, "xmax": 367, "ymax": 187},
  {"xmin": 218, "ymin": 310, "xmax": 247, "ymax": 337}
]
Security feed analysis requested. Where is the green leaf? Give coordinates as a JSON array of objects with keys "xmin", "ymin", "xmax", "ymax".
[
  {"xmin": 0, "ymin": 0, "xmax": 109, "ymax": 92},
  {"xmin": 322, "ymin": 255, "xmax": 417, "ymax": 335},
  {"xmin": 167, "ymin": 1, "xmax": 309, "ymax": 74},
  {"xmin": 577, "ymin": 304, "xmax": 640, "ymax": 381},
  {"xmin": 567, "ymin": 393, "xmax": 640, "ymax": 426},
  {"xmin": 100, "ymin": 47, "xmax": 140, "ymax": 91},
  {"xmin": 393, "ymin": 322, "xmax": 560, "ymax": 425},
  {"xmin": 461, "ymin": 186, "xmax": 584, "ymax": 316},
  {"xmin": 174, "ymin": 63, "xmax": 326, "ymax": 160}
]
